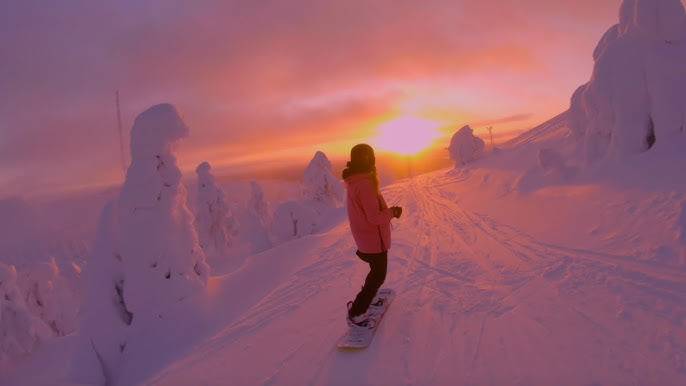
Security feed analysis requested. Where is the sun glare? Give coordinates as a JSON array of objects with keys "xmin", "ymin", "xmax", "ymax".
[{"xmin": 371, "ymin": 116, "xmax": 443, "ymax": 156}]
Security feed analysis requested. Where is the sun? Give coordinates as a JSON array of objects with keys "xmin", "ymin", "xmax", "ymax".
[{"xmin": 371, "ymin": 116, "xmax": 443, "ymax": 156}]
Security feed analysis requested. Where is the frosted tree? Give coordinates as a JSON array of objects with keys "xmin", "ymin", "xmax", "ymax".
[
  {"xmin": 18, "ymin": 258, "xmax": 79, "ymax": 336},
  {"xmin": 302, "ymin": 151, "xmax": 344, "ymax": 211},
  {"xmin": 570, "ymin": 0, "xmax": 686, "ymax": 163},
  {"xmin": 270, "ymin": 201, "xmax": 319, "ymax": 244},
  {"xmin": 0, "ymin": 262, "xmax": 51, "ymax": 364},
  {"xmin": 448, "ymin": 125, "xmax": 486, "ymax": 168},
  {"xmin": 194, "ymin": 161, "xmax": 239, "ymax": 257},
  {"xmin": 248, "ymin": 180, "xmax": 271, "ymax": 227},
  {"xmin": 74, "ymin": 104, "xmax": 210, "ymax": 384}
]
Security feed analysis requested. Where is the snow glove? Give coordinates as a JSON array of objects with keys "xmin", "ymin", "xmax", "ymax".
[{"xmin": 391, "ymin": 206, "xmax": 403, "ymax": 219}]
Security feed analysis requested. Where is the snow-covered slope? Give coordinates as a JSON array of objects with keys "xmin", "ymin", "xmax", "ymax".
[
  {"xmin": 4, "ymin": 1, "xmax": 686, "ymax": 383},
  {"xmin": 138, "ymin": 91, "xmax": 686, "ymax": 385},
  {"xmin": 141, "ymin": 169, "xmax": 686, "ymax": 386},
  {"xmin": 4, "ymin": 120, "xmax": 686, "ymax": 385},
  {"xmin": 502, "ymin": 111, "xmax": 569, "ymax": 150}
]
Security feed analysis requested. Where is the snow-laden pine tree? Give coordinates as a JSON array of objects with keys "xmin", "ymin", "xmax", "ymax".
[
  {"xmin": 74, "ymin": 104, "xmax": 209, "ymax": 384},
  {"xmin": 302, "ymin": 151, "xmax": 343, "ymax": 212},
  {"xmin": 0, "ymin": 262, "xmax": 51, "ymax": 364},
  {"xmin": 194, "ymin": 162, "xmax": 238, "ymax": 257},
  {"xmin": 17, "ymin": 258, "xmax": 79, "ymax": 337},
  {"xmin": 248, "ymin": 180, "xmax": 271, "ymax": 227},
  {"xmin": 448, "ymin": 125, "xmax": 485, "ymax": 168},
  {"xmin": 570, "ymin": 0, "xmax": 686, "ymax": 163},
  {"xmin": 225, "ymin": 180, "xmax": 272, "ymax": 256},
  {"xmin": 270, "ymin": 201, "xmax": 319, "ymax": 244}
]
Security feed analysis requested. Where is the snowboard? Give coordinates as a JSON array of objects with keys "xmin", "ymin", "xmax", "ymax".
[{"xmin": 337, "ymin": 288, "xmax": 395, "ymax": 350}]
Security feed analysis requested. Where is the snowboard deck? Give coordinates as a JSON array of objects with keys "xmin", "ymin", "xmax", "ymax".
[{"xmin": 337, "ymin": 288, "xmax": 395, "ymax": 350}]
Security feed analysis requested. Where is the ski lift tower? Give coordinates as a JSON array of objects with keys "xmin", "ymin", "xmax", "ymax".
[{"xmin": 115, "ymin": 91, "xmax": 127, "ymax": 179}]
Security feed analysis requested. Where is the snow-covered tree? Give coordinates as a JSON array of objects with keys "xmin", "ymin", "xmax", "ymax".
[
  {"xmin": 17, "ymin": 258, "xmax": 79, "ymax": 337},
  {"xmin": 248, "ymin": 180, "xmax": 271, "ymax": 227},
  {"xmin": 0, "ymin": 262, "xmax": 51, "ymax": 364},
  {"xmin": 74, "ymin": 104, "xmax": 209, "ymax": 384},
  {"xmin": 228, "ymin": 180, "xmax": 273, "ymax": 254},
  {"xmin": 270, "ymin": 201, "xmax": 319, "ymax": 243},
  {"xmin": 448, "ymin": 125, "xmax": 485, "ymax": 168},
  {"xmin": 194, "ymin": 162, "xmax": 239, "ymax": 257},
  {"xmin": 302, "ymin": 151, "xmax": 343, "ymax": 211},
  {"xmin": 570, "ymin": 0, "xmax": 686, "ymax": 163}
]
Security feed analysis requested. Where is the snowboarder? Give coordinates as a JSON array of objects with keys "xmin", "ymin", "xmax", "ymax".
[{"xmin": 342, "ymin": 144, "xmax": 402, "ymax": 327}]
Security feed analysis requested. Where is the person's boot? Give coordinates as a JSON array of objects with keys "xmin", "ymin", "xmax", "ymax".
[{"xmin": 347, "ymin": 301, "xmax": 374, "ymax": 328}]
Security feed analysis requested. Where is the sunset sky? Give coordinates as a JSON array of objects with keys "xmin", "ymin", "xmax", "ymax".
[{"xmin": 1, "ymin": 0, "xmax": 621, "ymax": 197}]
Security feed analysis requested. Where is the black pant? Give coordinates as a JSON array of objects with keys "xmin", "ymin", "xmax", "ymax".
[{"xmin": 349, "ymin": 250, "xmax": 387, "ymax": 318}]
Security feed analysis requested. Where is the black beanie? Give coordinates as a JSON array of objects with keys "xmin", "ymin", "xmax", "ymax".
[{"xmin": 342, "ymin": 144, "xmax": 375, "ymax": 179}]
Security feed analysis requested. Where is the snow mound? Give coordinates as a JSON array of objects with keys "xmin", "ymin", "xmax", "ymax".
[
  {"xmin": 448, "ymin": 125, "xmax": 485, "ymax": 167},
  {"xmin": 538, "ymin": 148, "xmax": 574, "ymax": 179},
  {"xmin": 270, "ymin": 201, "xmax": 319, "ymax": 243},
  {"xmin": 194, "ymin": 161, "xmax": 239, "ymax": 258},
  {"xmin": 302, "ymin": 151, "xmax": 344, "ymax": 212},
  {"xmin": 74, "ymin": 104, "xmax": 209, "ymax": 384},
  {"xmin": 0, "ymin": 262, "xmax": 51, "ymax": 364},
  {"xmin": 570, "ymin": 0, "xmax": 686, "ymax": 163},
  {"xmin": 513, "ymin": 147, "xmax": 577, "ymax": 193}
]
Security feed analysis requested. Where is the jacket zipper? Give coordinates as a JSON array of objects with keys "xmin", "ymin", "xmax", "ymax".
[{"xmin": 377, "ymin": 196, "xmax": 386, "ymax": 252}]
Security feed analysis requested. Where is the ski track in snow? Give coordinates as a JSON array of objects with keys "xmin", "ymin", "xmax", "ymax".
[{"xmin": 150, "ymin": 172, "xmax": 686, "ymax": 386}]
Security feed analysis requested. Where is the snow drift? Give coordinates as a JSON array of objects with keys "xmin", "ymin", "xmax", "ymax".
[{"xmin": 570, "ymin": 0, "xmax": 686, "ymax": 163}]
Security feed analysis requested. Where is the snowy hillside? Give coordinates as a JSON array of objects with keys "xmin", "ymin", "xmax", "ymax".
[
  {"xmin": 3, "ymin": 1, "xmax": 686, "ymax": 385},
  {"xmin": 142, "ymin": 165, "xmax": 686, "ymax": 386},
  {"xmin": 4, "ymin": 115, "xmax": 686, "ymax": 385}
]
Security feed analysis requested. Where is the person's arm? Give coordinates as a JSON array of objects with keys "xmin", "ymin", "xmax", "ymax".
[{"xmin": 358, "ymin": 179, "xmax": 394, "ymax": 225}]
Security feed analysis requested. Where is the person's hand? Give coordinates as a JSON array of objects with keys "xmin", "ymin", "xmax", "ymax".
[{"xmin": 391, "ymin": 206, "xmax": 403, "ymax": 219}]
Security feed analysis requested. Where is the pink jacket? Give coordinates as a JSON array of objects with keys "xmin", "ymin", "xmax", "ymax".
[{"xmin": 344, "ymin": 173, "xmax": 393, "ymax": 254}]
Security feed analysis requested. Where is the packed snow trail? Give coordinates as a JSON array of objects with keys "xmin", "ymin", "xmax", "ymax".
[{"xmin": 150, "ymin": 171, "xmax": 686, "ymax": 386}]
